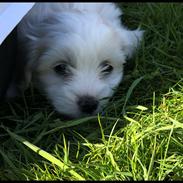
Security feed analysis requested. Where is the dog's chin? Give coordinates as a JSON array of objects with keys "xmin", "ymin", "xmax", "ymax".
[
  {"xmin": 54, "ymin": 106, "xmax": 101, "ymax": 119},
  {"xmin": 57, "ymin": 113, "xmax": 76, "ymax": 120},
  {"xmin": 57, "ymin": 111, "xmax": 98, "ymax": 120}
]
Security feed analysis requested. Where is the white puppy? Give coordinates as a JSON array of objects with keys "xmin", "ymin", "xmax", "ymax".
[{"xmin": 17, "ymin": 3, "xmax": 143, "ymax": 118}]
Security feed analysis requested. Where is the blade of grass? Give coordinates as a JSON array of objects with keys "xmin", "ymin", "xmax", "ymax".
[
  {"xmin": 122, "ymin": 76, "xmax": 144, "ymax": 115},
  {"xmin": 146, "ymin": 134, "xmax": 157, "ymax": 180},
  {"xmin": 158, "ymin": 124, "xmax": 174, "ymax": 180},
  {"xmin": 98, "ymin": 114, "xmax": 106, "ymax": 142}
]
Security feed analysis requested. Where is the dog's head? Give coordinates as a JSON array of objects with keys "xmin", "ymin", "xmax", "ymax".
[{"xmin": 18, "ymin": 10, "xmax": 143, "ymax": 118}]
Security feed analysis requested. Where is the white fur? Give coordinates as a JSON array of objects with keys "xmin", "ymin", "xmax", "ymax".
[{"xmin": 17, "ymin": 3, "xmax": 143, "ymax": 118}]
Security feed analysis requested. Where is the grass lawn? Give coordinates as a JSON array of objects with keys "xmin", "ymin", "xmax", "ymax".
[{"xmin": 0, "ymin": 3, "xmax": 183, "ymax": 180}]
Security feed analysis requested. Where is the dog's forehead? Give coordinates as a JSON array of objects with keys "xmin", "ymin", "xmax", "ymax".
[
  {"xmin": 35, "ymin": 15, "xmax": 124, "ymax": 71},
  {"xmin": 36, "ymin": 34, "xmax": 124, "ymax": 73}
]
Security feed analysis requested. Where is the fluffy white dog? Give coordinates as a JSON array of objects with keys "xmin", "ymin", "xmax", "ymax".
[{"xmin": 17, "ymin": 3, "xmax": 143, "ymax": 118}]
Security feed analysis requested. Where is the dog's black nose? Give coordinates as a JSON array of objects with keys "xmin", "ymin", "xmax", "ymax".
[{"xmin": 77, "ymin": 95, "xmax": 99, "ymax": 114}]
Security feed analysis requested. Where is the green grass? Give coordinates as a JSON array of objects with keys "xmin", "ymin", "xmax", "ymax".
[{"xmin": 0, "ymin": 3, "xmax": 183, "ymax": 180}]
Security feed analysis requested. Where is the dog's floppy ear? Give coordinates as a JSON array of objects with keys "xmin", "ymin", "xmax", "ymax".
[
  {"xmin": 12, "ymin": 38, "xmax": 46, "ymax": 97},
  {"xmin": 15, "ymin": 14, "xmax": 60, "ymax": 95},
  {"xmin": 120, "ymin": 28, "xmax": 144, "ymax": 59}
]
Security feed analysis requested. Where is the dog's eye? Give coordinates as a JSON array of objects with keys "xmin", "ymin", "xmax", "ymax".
[
  {"xmin": 53, "ymin": 63, "xmax": 70, "ymax": 76},
  {"xmin": 100, "ymin": 61, "xmax": 113, "ymax": 75}
]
